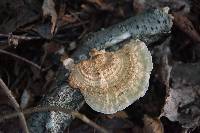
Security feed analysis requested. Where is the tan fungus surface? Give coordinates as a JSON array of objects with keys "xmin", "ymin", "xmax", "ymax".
[{"xmin": 68, "ymin": 39, "xmax": 153, "ymax": 114}]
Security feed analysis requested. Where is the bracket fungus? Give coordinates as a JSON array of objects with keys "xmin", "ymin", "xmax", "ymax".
[{"xmin": 69, "ymin": 39, "xmax": 153, "ymax": 114}]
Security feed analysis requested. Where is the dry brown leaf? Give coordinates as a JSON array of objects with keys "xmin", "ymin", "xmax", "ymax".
[
  {"xmin": 173, "ymin": 12, "xmax": 200, "ymax": 43},
  {"xmin": 161, "ymin": 62, "xmax": 200, "ymax": 129},
  {"xmin": 62, "ymin": 14, "xmax": 77, "ymax": 23},
  {"xmin": 42, "ymin": 0, "xmax": 57, "ymax": 34},
  {"xmin": 108, "ymin": 111, "xmax": 129, "ymax": 119},
  {"xmin": 88, "ymin": 0, "xmax": 104, "ymax": 6},
  {"xmin": 143, "ymin": 115, "xmax": 164, "ymax": 133},
  {"xmin": 86, "ymin": 0, "xmax": 114, "ymax": 11}
]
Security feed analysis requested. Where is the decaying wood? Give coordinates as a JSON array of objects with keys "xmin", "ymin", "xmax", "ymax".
[
  {"xmin": 27, "ymin": 9, "xmax": 173, "ymax": 133},
  {"xmin": 27, "ymin": 67, "xmax": 84, "ymax": 133}
]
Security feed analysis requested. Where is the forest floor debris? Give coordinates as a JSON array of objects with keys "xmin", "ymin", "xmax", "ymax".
[{"xmin": 0, "ymin": 0, "xmax": 200, "ymax": 133}]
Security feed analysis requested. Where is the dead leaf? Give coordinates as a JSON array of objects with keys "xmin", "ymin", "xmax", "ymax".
[
  {"xmin": 161, "ymin": 62, "xmax": 200, "ymax": 129},
  {"xmin": 143, "ymin": 115, "xmax": 164, "ymax": 133},
  {"xmin": 62, "ymin": 14, "xmax": 77, "ymax": 23},
  {"xmin": 86, "ymin": 0, "xmax": 114, "ymax": 11},
  {"xmin": 42, "ymin": 0, "xmax": 57, "ymax": 34},
  {"xmin": 0, "ymin": 0, "xmax": 40, "ymax": 33},
  {"xmin": 108, "ymin": 111, "xmax": 129, "ymax": 119},
  {"xmin": 191, "ymin": 0, "xmax": 200, "ymax": 16},
  {"xmin": 173, "ymin": 12, "xmax": 200, "ymax": 43}
]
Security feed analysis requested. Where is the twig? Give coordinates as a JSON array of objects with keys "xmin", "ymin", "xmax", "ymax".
[
  {"xmin": 0, "ymin": 33, "xmax": 41, "ymax": 40},
  {"xmin": 72, "ymin": 111, "xmax": 109, "ymax": 133},
  {"xmin": 0, "ymin": 49, "xmax": 42, "ymax": 70},
  {"xmin": 0, "ymin": 78, "xmax": 29, "ymax": 133},
  {"xmin": 0, "ymin": 33, "xmax": 41, "ymax": 48},
  {"xmin": 0, "ymin": 106, "xmax": 109, "ymax": 133},
  {"xmin": 57, "ymin": 20, "xmax": 89, "ymax": 31},
  {"xmin": 0, "ymin": 106, "xmax": 72, "ymax": 123}
]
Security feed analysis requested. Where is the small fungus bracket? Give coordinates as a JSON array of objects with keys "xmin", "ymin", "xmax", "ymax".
[{"xmin": 69, "ymin": 39, "xmax": 153, "ymax": 114}]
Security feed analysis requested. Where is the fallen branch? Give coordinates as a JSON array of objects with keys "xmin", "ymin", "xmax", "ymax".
[
  {"xmin": 72, "ymin": 8, "xmax": 173, "ymax": 62},
  {"xmin": 27, "ymin": 8, "xmax": 173, "ymax": 133},
  {"xmin": 27, "ymin": 67, "xmax": 84, "ymax": 133}
]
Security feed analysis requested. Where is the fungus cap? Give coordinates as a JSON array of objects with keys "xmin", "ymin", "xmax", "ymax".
[{"xmin": 69, "ymin": 39, "xmax": 153, "ymax": 114}]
